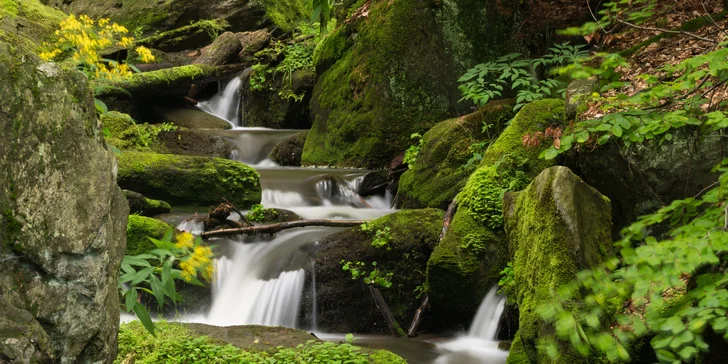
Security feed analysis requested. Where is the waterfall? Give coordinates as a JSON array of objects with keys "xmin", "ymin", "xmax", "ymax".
[
  {"xmin": 311, "ymin": 258, "xmax": 317, "ymax": 332},
  {"xmin": 198, "ymin": 77, "xmax": 242, "ymax": 127},
  {"xmin": 435, "ymin": 286, "xmax": 509, "ymax": 364},
  {"xmin": 469, "ymin": 286, "xmax": 506, "ymax": 340}
]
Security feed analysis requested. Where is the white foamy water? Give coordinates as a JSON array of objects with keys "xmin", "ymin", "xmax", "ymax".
[
  {"xmin": 198, "ymin": 77, "xmax": 243, "ymax": 127},
  {"xmin": 435, "ymin": 287, "xmax": 508, "ymax": 364}
]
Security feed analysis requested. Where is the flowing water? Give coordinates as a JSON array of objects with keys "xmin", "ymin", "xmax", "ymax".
[
  {"xmin": 434, "ymin": 287, "xmax": 509, "ymax": 364},
  {"xmin": 170, "ymin": 81, "xmax": 509, "ymax": 363},
  {"xmin": 198, "ymin": 77, "xmax": 243, "ymax": 127}
]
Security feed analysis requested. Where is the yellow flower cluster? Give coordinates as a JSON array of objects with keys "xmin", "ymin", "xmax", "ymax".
[
  {"xmin": 38, "ymin": 14, "xmax": 155, "ymax": 81},
  {"xmin": 179, "ymin": 245, "xmax": 215, "ymax": 283}
]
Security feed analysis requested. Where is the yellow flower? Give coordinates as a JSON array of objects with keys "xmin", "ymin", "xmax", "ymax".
[
  {"xmin": 175, "ymin": 232, "xmax": 195, "ymax": 249},
  {"xmin": 135, "ymin": 46, "xmax": 155, "ymax": 63},
  {"xmin": 117, "ymin": 36, "xmax": 134, "ymax": 48},
  {"xmin": 98, "ymin": 18, "xmax": 110, "ymax": 27}
]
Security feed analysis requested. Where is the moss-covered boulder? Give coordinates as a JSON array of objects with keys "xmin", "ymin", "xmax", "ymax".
[
  {"xmin": 117, "ymin": 152, "xmax": 261, "ymax": 209},
  {"xmin": 302, "ymin": 209, "xmax": 444, "ymax": 333},
  {"xmin": 124, "ymin": 190, "xmax": 172, "ymax": 217},
  {"xmin": 0, "ymin": 16, "xmax": 127, "ymax": 362},
  {"xmin": 271, "ymin": 131, "xmax": 307, "ymax": 166},
  {"xmin": 504, "ymin": 166, "xmax": 612, "ymax": 364},
  {"xmin": 426, "ymin": 99, "xmax": 563, "ymax": 328},
  {"xmin": 397, "ymin": 100, "xmax": 515, "ymax": 210},
  {"xmin": 102, "ymin": 111, "xmax": 233, "ymax": 157},
  {"xmin": 126, "ymin": 215, "xmax": 171, "ymax": 255},
  {"xmin": 43, "ymin": 0, "xmax": 307, "ymax": 34},
  {"xmin": 0, "ymin": 0, "xmax": 65, "ymax": 49},
  {"xmin": 302, "ymin": 0, "xmax": 529, "ymax": 168},
  {"xmin": 242, "ymin": 69, "xmax": 314, "ymax": 129}
]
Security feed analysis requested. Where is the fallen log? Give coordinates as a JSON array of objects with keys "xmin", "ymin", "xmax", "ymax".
[
  {"xmin": 93, "ymin": 63, "xmax": 248, "ymax": 99},
  {"xmin": 368, "ymin": 286, "xmax": 406, "ymax": 338},
  {"xmin": 135, "ymin": 19, "xmax": 231, "ymax": 52},
  {"xmin": 188, "ymin": 32, "xmax": 244, "ymax": 99},
  {"xmin": 200, "ymin": 219, "xmax": 367, "ymax": 239},
  {"xmin": 438, "ymin": 198, "xmax": 458, "ymax": 242}
]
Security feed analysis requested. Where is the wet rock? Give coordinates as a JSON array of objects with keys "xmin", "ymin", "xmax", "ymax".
[
  {"xmin": 0, "ymin": 25, "xmax": 127, "ymax": 362},
  {"xmin": 116, "ymin": 152, "xmax": 261, "ymax": 209},
  {"xmin": 397, "ymin": 100, "xmax": 514, "ymax": 210},
  {"xmin": 301, "ymin": 209, "xmax": 444, "ymax": 334},
  {"xmin": 503, "ymin": 166, "xmax": 612, "ymax": 363},
  {"xmin": 302, "ymin": 0, "xmax": 529, "ymax": 168},
  {"xmin": 270, "ymin": 132, "xmax": 307, "ymax": 166},
  {"xmin": 156, "ymin": 129, "xmax": 233, "ymax": 158},
  {"xmin": 124, "ymin": 190, "xmax": 172, "ymax": 217},
  {"xmin": 153, "ymin": 106, "xmax": 232, "ymax": 130},
  {"xmin": 242, "ymin": 69, "xmax": 315, "ymax": 129},
  {"xmin": 426, "ymin": 100, "xmax": 562, "ymax": 329},
  {"xmin": 359, "ymin": 170, "xmax": 389, "ymax": 197}
]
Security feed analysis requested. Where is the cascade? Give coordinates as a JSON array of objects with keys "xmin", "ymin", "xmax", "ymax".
[
  {"xmin": 198, "ymin": 77, "xmax": 243, "ymax": 127},
  {"xmin": 435, "ymin": 286, "xmax": 509, "ymax": 364}
]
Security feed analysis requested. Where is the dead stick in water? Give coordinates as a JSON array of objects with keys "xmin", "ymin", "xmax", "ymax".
[
  {"xmin": 406, "ymin": 198, "xmax": 458, "ymax": 337},
  {"xmin": 200, "ymin": 219, "xmax": 368, "ymax": 240},
  {"xmin": 369, "ymin": 286, "xmax": 406, "ymax": 338}
]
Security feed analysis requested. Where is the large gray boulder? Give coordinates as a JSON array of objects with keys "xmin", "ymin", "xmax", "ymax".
[{"xmin": 0, "ymin": 33, "xmax": 128, "ymax": 363}]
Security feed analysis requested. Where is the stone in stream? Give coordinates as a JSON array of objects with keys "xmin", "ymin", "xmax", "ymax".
[
  {"xmin": 116, "ymin": 152, "xmax": 261, "ymax": 210},
  {"xmin": 0, "ymin": 9, "xmax": 128, "ymax": 361},
  {"xmin": 152, "ymin": 106, "xmax": 233, "ymax": 130},
  {"xmin": 124, "ymin": 190, "xmax": 172, "ymax": 216},
  {"xmin": 426, "ymin": 99, "xmax": 563, "ymax": 330},
  {"xmin": 271, "ymin": 131, "xmax": 308, "ymax": 167},
  {"xmin": 242, "ymin": 69, "xmax": 315, "ymax": 129},
  {"xmin": 503, "ymin": 166, "xmax": 612, "ymax": 364},
  {"xmin": 300, "ymin": 209, "xmax": 443, "ymax": 334},
  {"xmin": 397, "ymin": 99, "xmax": 515, "ymax": 210}
]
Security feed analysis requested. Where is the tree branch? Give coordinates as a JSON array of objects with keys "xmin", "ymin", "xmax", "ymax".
[
  {"xmin": 616, "ymin": 19, "xmax": 717, "ymax": 44},
  {"xmin": 200, "ymin": 219, "xmax": 368, "ymax": 239}
]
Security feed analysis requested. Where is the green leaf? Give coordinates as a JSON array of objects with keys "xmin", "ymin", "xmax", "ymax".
[
  {"xmin": 543, "ymin": 148, "xmax": 559, "ymax": 160},
  {"xmin": 150, "ymin": 274, "xmax": 165, "ymax": 309},
  {"xmin": 94, "ymin": 98, "xmax": 108, "ymax": 114},
  {"xmin": 132, "ymin": 302, "xmax": 155, "ymax": 336},
  {"xmin": 611, "ymin": 125, "xmax": 623, "ymax": 137},
  {"xmin": 124, "ymin": 288, "xmax": 138, "ymax": 313}
]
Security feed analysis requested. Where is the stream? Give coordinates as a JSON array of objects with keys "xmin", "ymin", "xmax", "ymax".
[{"xmin": 166, "ymin": 77, "xmax": 510, "ymax": 363}]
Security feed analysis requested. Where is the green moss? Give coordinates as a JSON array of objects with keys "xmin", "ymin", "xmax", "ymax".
[
  {"xmin": 504, "ymin": 167, "xmax": 612, "ymax": 363},
  {"xmin": 506, "ymin": 333, "xmax": 530, "ymax": 364},
  {"xmin": 0, "ymin": 0, "xmax": 65, "ymax": 48},
  {"xmin": 93, "ymin": 65, "xmax": 210, "ymax": 98},
  {"xmin": 370, "ymin": 349, "xmax": 408, "ymax": 364},
  {"xmin": 398, "ymin": 100, "xmax": 514, "ymax": 209},
  {"xmin": 1, "ymin": 209, "xmax": 22, "ymax": 249},
  {"xmin": 302, "ymin": 0, "xmax": 527, "ymax": 168},
  {"xmin": 426, "ymin": 99, "xmax": 563, "ymax": 328},
  {"xmin": 258, "ymin": 0, "xmax": 308, "ymax": 32},
  {"xmin": 312, "ymin": 24, "xmax": 352, "ymax": 74},
  {"xmin": 117, "ymin": 152, "xmax": 261, "ymax": 209},
  {"xmin": 126, "ymin": 215, "xmax": 171, "ymax": 256},
  {"xmin": 101, "ymin": 111, "xmax": 136, "ymax": 135},
  {"xmin": 124, "ymin": 190, "xmax": 172, "ymax": 216}
]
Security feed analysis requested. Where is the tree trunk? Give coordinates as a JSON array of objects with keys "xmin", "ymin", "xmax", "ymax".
[
  {"xmin": 135, "ymin": 19, "xmax": 231, "ymax": 52},
  {"xmin": 368, "ymin": 286, "xmax": 406, "ymax": 338},
  {"xmin": 200, "ymin": 219, "xmax": 368, "ymax": 239}
]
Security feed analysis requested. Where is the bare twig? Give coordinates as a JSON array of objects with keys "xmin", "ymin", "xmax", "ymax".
[
  {"xmin": 700, "ymin": 1, "xmax": 728, "ymax": 37},
  {"xmin": 616, "ymin": 19, "xmax": 718, "ymax": 44},
  {"xmin": 201, "ymin": 219, "xmax": 368, "ymax": 239}
]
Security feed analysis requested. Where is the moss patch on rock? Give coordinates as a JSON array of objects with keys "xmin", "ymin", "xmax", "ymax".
[
  {"xmin": 426, "ymin": 99, "xmax": 563, "ymax": 328},
  {"xmin": 503, "ymin": 166, "xmax": 612, "ymax": 364},
  {"xmin": 305, "ymin": 209, "xmax": 444, "ymax": 333},
  {"xmin": 124, "ymin": 190, "xmax": 171, "ymax": 217},
  {"xmin": 116, "ymin": 321, "xmax": 406, "ymax": 363},
  {"xmin": 397, "ymin": 100, "xmax": 514, "ymax": 210},
  {"xmin": 126, "ymin": 215, "xmax": 171, "ymax": 256},
  {"xmin": 242, "ymin": 69, "xmax": 314, "ymax": 129},
  {"xmin": 0, "ymin": 0, "xmax": 65, "ymax": 49},
  {"xmin": 302, "ymin": 0, "xmax": 528, "ymax": 168},
  {"xmin": 117, "ymin": 152, "xmax": 261, "ymax": 209}
]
